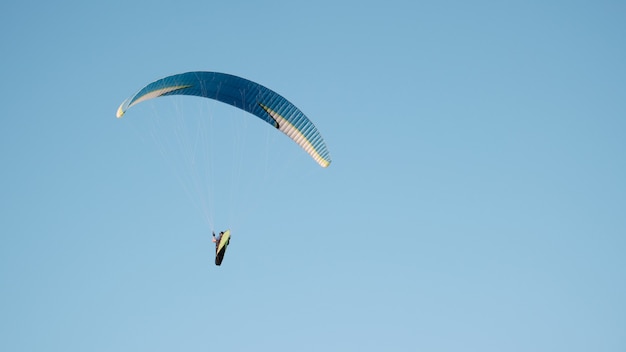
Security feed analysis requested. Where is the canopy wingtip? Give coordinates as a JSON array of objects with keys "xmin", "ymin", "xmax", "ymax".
[{"xmin": 116, "ymin": 104, "xmax": 125, "ymax": 118}]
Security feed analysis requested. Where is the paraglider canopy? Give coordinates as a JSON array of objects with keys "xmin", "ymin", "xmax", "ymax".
[{"xmin": 116, "ymin": 71, "xmax": 331, "ymax": 168}]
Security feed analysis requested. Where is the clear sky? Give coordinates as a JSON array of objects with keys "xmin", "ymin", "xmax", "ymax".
[{"xmin": 1, "ymin": 1, "xmax": 625, "ymax": 351}]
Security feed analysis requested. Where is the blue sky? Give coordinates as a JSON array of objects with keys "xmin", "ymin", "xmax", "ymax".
[{"xmin": 1, "ymin": 1, "xmax": 625, "ymax": 351}]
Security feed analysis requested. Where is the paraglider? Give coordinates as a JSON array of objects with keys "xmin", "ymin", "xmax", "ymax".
[
  {"xmin": 117, "ymin": 71, "xmax": 331, "ymax": 266},
  {"xmin": 212, "ymin": 230, "xmax": 231, "ymax": 266}
]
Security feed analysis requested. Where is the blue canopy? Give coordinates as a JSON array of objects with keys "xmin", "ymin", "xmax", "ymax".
[{"xmin": 117, "ymin": 71, "xmax": 331, "ymax": 168}]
